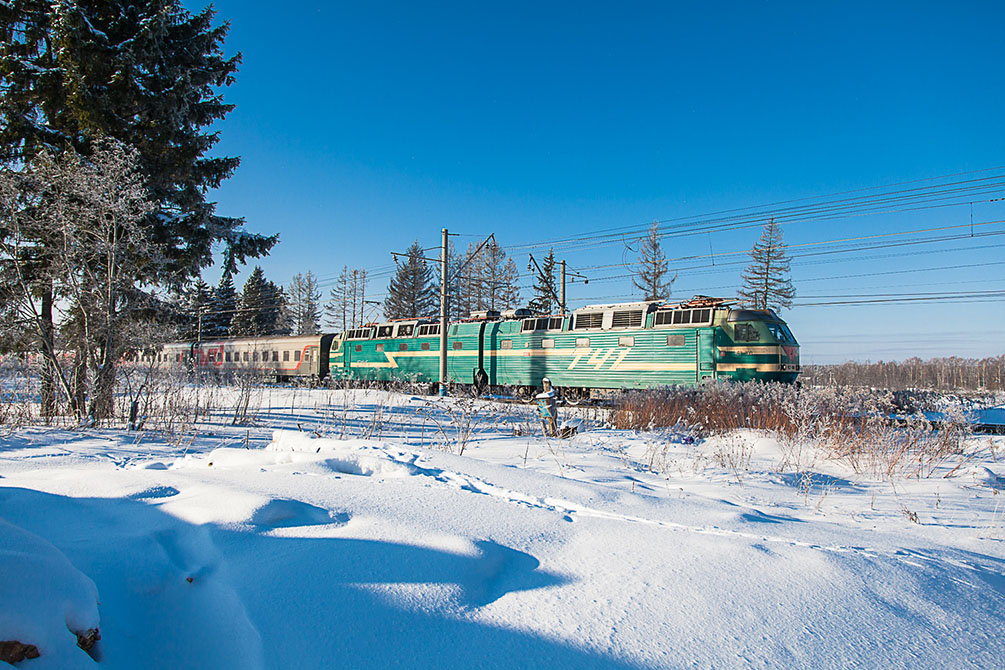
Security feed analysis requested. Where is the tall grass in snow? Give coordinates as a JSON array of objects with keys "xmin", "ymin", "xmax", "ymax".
[{"xmin": 612, "ymin": 383, "xmax": 981, "ymax": 480}]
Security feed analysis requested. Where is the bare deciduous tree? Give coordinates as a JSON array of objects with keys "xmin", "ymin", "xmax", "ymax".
[{"xmin": 0, "ymin": 140, "xmax": 157, "ymax": 421}]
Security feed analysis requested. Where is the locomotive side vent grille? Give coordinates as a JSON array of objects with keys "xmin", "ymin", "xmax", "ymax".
[
  {"xmin": 612, "ymin": 310, "xmax": 643, "ymax": 328},
  {"xmin": 574, "ymin": 312, "xmax": 604, "ymax": 329}
]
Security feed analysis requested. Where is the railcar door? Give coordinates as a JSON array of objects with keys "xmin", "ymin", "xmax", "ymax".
[{"xmin": 697, "ymin": 328, "xmax": 716, "ymax": 382}]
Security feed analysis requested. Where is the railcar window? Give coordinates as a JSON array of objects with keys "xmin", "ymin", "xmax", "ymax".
[
  {"xmin": 207, "ymin": 353, "xmax": 215, "ymax": 363},
  {"xmin": 612, "ymin": 310, "xmax": 643, "ymax": 328},
  {"xmin": 500, "ymin": 340, "xmax": 512, "ymax": 350},
  {"xmin": 243, "ymin": 351, "xmax": 250, "ymax": 362},
  {"xmin": 576, "ymin": 337, "xmax": 590, "ymax": 348},
  {"xmin": 421, "ymin": 342, "xmax": 430, "ymax": 351},
  {"xmin": 376, "ymin": 343, "xmax": 384, "ymax": 352},
  {"xmin": 295, "ymin": 350, "xmax": 301, "ymax": 361},
  {"xmin": 619, "ymin": 336, "xmax": 635, "ymax": 347},
  {"xmin": 272, "ymin": 351, "xmax": 279, "ymax": 362},
  {"xmin": 541, "ymin": 338, "xmax": 555, "ymax": 349},
  {"xmin": 734, "ymin": 324, "xmax": 759, "ymax": 342},
  {"xmin": 305, "ymin": 352, "xmax": 311, "ymax": 362},
  {"xmin": 399, "ymin": 343, "xmax": 408, "ymax": 351},
  {"xmin": 283, "ymin": 351, "xmax": 290, "ymax": 362},
  {"xmin": 452, "ymin": 341, "xmax": 463, "ymax": 350},
  {"xmin": 667, "ymin": 334, "xmax": 685, "ymax": 346},
  {"xmin": 253, "ymin": 352, "xmax": 259, "ymax": 362}
]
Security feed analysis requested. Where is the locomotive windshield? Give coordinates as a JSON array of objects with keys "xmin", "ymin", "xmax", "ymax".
[{"xmin": 766, "ymin": 322, "xmax": 797, "ymax": 344}]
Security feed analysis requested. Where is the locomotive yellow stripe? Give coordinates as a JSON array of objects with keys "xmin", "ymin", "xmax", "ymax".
[
  {"xmin": 611, "ymin": 362, "xmax": 697, "ymax": 372},
  {"xmin": 717, "ymin": 363, "xmax": 799, "ymax": 372},
  {"xmin": 717, "ymin": 345, "xmax": 784, "ymax": 356}
]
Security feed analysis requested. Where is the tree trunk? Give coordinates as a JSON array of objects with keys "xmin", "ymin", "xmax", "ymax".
[{"xmin": 39, "ymin": 286, "xmax": 57, "ymax": 421}]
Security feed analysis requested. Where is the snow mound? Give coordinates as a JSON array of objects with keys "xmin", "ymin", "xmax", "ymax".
[
  {"xmin": 250, "ymin": 499, "xmax": 350, "ymax": 529},
  {"xmin": 0, "ymin": 517, "xmax": 100, "ymax": 669}
]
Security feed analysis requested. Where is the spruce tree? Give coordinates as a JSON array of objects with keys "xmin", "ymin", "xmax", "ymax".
[
  {"xmin": 324, "ymin": 266, "xmax": 351, "ymax": 331},
  {"xmin": 384, "ymin": 241, "xmax": 437, "ymax": 320},
  {"xmin": 738, "ymin": 219, "xmax": 796, "ymax": 311},
  {"xmin": 205, "ymin": 270, "xmax": 237, "ymax": 338},
  {"xmin": 529, "ymin": 250, "xmax": 559, "ymax": 314},
  {"xmin": 231, "ymin": 267, "xmax": 287, "ymax": 336},
  {"xmin": 186, "ymin": 279, "xmax": 213, "ymax": 340},
  {"xmin": 632, "ymin": 221, "xmax": 675, "ymax": 301},
  {"xmin": 0, "ymin": 0, "xmax": 276, "ymax": 281}
]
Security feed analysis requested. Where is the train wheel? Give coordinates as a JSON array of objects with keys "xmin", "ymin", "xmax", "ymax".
[
  {"xmin": 516, "ymin": 386, "xmax": 537, "ymax": 403},
  {"xmin": 562, "ymin": 388, "xmax": 587, "ymax": 406}
]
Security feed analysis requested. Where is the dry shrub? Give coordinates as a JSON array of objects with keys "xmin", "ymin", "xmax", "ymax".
[{"xmin": 612, "ymin": 382, "xmax": 978, "ymax": 481}]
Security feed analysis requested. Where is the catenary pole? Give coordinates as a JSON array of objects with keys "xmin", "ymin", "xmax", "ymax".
[
  {"xmin": 560, "ymin": 260, "xmax": 567, "ymax": 315},
  {"xmin": 439, "ymin": 227, "xmax": 449, "ymax": 396}
]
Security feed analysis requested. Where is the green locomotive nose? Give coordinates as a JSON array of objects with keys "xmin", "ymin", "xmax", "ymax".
[{"xmin": 722, "ymin": 308, "xmax": 800, "ymax": 382}]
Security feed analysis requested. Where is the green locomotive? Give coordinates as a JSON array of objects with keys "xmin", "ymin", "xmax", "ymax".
[{"xmin": 329, "ymin": 296, "xmax": 799, "ymax": 398}]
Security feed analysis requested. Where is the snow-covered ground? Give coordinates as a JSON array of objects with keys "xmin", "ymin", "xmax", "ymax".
[{"xmin": 2, "ymin": 387, "xmax": 1003, "ymax": 668}]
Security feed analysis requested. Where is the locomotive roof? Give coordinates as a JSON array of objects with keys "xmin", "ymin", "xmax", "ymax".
[{"xmin": 576, "ymin": 301, "xmax": 659, "ymax": 312}]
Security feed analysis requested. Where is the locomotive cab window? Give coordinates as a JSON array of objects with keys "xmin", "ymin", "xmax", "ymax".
[{"xmin": 377, "ymin": 325, "xmax": 393, "ymax": 338}]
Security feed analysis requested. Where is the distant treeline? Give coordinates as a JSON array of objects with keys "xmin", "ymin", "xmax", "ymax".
[{"xmin": 802, "ymin": 355, "xmax": 1005, "ymax": 392}]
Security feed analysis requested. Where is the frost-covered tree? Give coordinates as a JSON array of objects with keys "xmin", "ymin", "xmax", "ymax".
[
  {"xmin": 529, "ymin": 250, "xmax": 559, "ymax": 314},
  {"xmin": 384, "ymin": 241, "xmax": 436, "ymax": 320},
  {"xmin": 1, "ymin": 0, "xmax": 274, "ymax": 411},
  {"xmin": 287, "ymin": 271, "xmax": 321, "ymax": 335},
  {"xmin": 632, "ymin": 221, "xmax": 675, "ymax": 302},
  {"xmin": 738, "ymin": 219, "xmax": 795, "ymax": 312},
  {"xmin": 0, "ymin": 141, "xmax": 156, "ymax": 421}
]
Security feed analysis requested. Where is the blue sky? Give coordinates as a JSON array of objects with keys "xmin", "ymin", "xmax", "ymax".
[{"xmin": 190, "ymin": 1, "xmax": 1005, "ymax": 363}]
